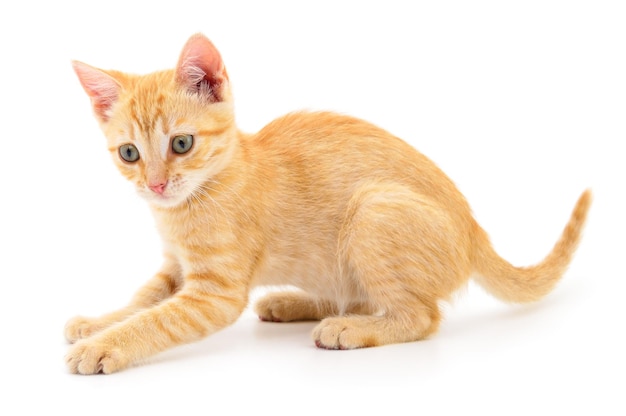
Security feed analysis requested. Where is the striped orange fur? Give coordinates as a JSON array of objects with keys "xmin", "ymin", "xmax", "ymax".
[{"xmin": 65, "ymin": 33, "xmax": 591, "ymax": 374}]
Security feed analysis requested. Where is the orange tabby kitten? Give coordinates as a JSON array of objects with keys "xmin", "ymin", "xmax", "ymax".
[{"xmin": 65, "ymin": 33, "xmax": 591, "ymax": 374}]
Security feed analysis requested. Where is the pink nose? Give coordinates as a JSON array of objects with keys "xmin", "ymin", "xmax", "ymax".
[{"xmin": 149, "ymin": 181, "xmax": 168, "ymax": 195}]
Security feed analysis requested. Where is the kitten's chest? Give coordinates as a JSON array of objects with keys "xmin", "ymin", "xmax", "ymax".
[{"xmin": 152, "ymin": 204, "xmax": 238, "ymax": 260}]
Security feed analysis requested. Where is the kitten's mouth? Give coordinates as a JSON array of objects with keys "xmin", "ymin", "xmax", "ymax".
[
  {"xmin": 142, "ymin": 188, "xmax": 184, "ymax": 208},
  {"xmin": 140, "ymin": 176, "xmax": 188, "ymax": 208}
]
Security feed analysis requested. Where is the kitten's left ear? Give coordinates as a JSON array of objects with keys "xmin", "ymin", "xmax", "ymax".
[
  {"xmin": 176, "ymin": 33, "xmax": 229, "ymax": 102},
  {"xmin": 72, "ymin": 61, "xmax": 121, "ymax": 122}
]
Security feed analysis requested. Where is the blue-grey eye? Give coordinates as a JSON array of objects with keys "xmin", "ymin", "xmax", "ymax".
[
  {"xmin": 119, "ymin": 144, "xmax": 139, "ymax": 162},
  {"xmin": 172, "ymin": 134, "xmax": 193, "ymax": 154}
]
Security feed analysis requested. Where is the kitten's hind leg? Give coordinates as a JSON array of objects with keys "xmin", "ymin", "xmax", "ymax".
[
  {"xmin": 313, "ymin": 308, "xmax": 439, "ymax": 350},
  {"xmin": 255, "ymin": 291, "xmax": 338, "ymax": 322},
  {"xmin": 64, "ymin": 259, "xmax": 182, "ymax": 343},
  {"xmin": 313, "ymin": 182, "xmax": 468, "ymax": 349}
]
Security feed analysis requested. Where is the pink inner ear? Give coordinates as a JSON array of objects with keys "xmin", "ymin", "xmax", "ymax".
[
  {"xmin": 72, "ymin": 61, "xmax": 120, "ymax": 121},
  {"xmin": 176, "ymin": 33, "xmax": 228, "ymax": 101}
]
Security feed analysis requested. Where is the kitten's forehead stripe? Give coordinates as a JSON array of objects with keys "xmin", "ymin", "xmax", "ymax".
[
  {"xmin": 128, "ymin": 97, "xmax": 141, "ymax": 131},
  {"xmin": 125, "ymin": 86, "xmax": 173, "ymax": 160},
  {"xmin": 128, "ymin": 87, "xmax": 167, "ymax": 136},
  {"xmin": 197, "ymin": 125, "xmax": 230, "ymax": 138}
]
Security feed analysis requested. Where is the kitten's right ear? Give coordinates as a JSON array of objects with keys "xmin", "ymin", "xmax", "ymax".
[{"xmin": 72, "ymin": 61, "xmax": 121, "ymax": 122}]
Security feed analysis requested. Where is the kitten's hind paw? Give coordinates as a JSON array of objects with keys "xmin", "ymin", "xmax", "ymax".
[
  {"xmin": 254, "ymin": 299, "xmax": 284, "ymax": 322},
  {"xmin": 312, "ymin": 316, "xmax": 380, "ymax": 350},
  {"xmin": 258, "ymin": 314, "xmax": 284, "ymax": 323},
  {"xmin": 254, "ymin": 292, "xmax": 335, "ymax": 323}
]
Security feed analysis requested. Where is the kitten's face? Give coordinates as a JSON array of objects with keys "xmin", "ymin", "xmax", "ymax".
[
  {"xmin": 101, "ymin": 71, "xmax": 235, "ymax": 208},
  {"xmin": 73, "ymin": 34, "xmax": 234, "ymax": 209}
]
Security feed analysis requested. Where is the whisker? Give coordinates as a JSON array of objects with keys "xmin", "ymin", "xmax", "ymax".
[
  {"xmin": 204, "ymin": 178, "xmax": 255, "ymax": 226},
  {"xmin": 185, "ymin": 182, "xmax": 218, "ymax": 233},
  {"xmin": 191, "ymin": 181, "xmax": 235, "ymax": 237}
]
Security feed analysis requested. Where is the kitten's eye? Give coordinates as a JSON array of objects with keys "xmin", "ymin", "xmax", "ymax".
[
  {"xmin": 172, "ymin": 134, "xmax": 193, "ymax": 154},
  {"xmin": 119, "ymin": 144, "xmax": 140, "ymax": 163}
]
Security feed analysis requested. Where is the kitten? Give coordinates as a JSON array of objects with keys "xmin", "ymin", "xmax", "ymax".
[{"xmin": 65, "ymin": 33, "xmax": 591, "ymax": 374}]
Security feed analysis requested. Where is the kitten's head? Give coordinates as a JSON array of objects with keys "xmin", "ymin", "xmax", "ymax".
[{"xmin": 73, "ymin": 33, "xmax": 236, "ymax": 208}]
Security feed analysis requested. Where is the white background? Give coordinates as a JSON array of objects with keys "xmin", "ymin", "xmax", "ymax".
[{"xmin": 1, "ymin": 1, "xmax": 624, "ymax": 414}]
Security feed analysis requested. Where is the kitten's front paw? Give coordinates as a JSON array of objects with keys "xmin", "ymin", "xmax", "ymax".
[
  {"xmin": 65, "ymin": 339, "xmax": 129, "ymax": 375},
  {"xmin": 64, "ymin": 316, "xmax": 105, "ymax": 343}
]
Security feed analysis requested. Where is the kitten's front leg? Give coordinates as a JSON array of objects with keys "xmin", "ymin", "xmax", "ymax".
[
  {"xmin": 65, "ymin": 272, "xmax": 248, "ymax": 374},
  {"xmin": 64, "ymin": 258, "xmax": 182, "ymax": 343}
]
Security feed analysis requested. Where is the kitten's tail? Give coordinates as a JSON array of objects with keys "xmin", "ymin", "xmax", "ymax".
[{"xmin": 472, "ymin": 190, "xmax": 592, "ymax": 303}]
